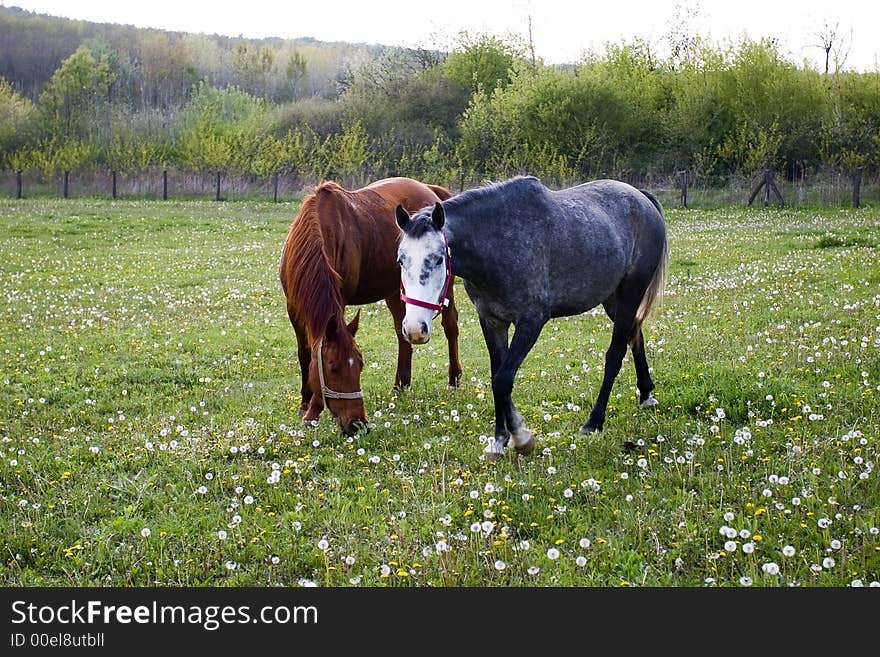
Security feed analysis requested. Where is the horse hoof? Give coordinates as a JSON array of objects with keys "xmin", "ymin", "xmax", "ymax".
[
  {"xmin": 511, "ymin": 427, "xmax": 535, "ymax": 455},
  {"xmin": 302, "ymin": 417, "xmax": 320, "ymax": 427},
  {"xmin": 579, "ymin": 423, "xmax": 601, "ymax": 434},
  {"xmin": 482, "ymin": 438, "xmax": 506, "ymax": 461},
  {"xmin": 639, "ymin": 393, "xmax": 659, "ymax": 409},
  {"xmin": 514, "ymin": 435, "xmax": 535, "ymax": 456}
]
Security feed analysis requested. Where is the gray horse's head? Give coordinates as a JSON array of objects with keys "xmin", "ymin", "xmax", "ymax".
[{"xmin": 395, "ymin": 202, "xmax": 449, "ymax": 344}]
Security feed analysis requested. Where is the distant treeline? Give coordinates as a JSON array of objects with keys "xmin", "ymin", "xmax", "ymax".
[{"xmin": 1, "ymin": 6, "xmax": 878, "ymax": 192}]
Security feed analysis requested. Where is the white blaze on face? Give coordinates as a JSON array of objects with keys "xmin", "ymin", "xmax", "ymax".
[{"xmin": 398, "ymin": 231, "xmax": 446, "ymax": 344}]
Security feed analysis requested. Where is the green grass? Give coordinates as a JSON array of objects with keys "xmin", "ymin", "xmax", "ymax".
[{"xmin": 1, "ymin": 198, "xmax": 878, "ymax": 587}]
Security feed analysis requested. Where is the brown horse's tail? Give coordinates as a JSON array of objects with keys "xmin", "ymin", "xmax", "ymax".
[
  {"xmin": 427, "ymin": 184, "xmax": 454, "ymax": 201},
  {"xmin": 634, "ymin": 190, "xmax": 668, "ymax": 337}
]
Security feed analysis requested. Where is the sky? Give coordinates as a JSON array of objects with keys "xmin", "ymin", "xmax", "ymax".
[{"xmin": 5, "ymin": 0, "xmax": 880, "ymax": 71}]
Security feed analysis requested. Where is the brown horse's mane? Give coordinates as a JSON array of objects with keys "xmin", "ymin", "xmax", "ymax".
[{"xmin": 280, "ymin": 181, "xmax": 354, "ymax": 352}]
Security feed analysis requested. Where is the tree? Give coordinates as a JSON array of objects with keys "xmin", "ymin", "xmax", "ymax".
[
  {"xmin": 284, "ymin": 51, "xmax": 308, "ymax": 100},
  {"xmin": 36, "ymin": 47, "xmax": 115, "ymax": 143},
  {"xmin": 0, "ymin": 77, "xmax": 35, "ymax": 169},
  {"xmin": 443, "ymin": 32, "xmax": 526, "ymax": 95},
  {"xmin": 812, "ymin": 20, "xmax": 851, "ymax": 74}
]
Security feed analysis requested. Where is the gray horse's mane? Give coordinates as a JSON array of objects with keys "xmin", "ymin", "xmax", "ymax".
[
  {"xmin": 447, "ymin": 175, "xmax": 542, "ymax": 211},
  {"xmin": 402, "ymin": 176, "xmax": 544, "ymax": 238}
]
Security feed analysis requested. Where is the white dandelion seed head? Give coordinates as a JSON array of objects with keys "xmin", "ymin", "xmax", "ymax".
[
  {"xmin": 546, "ymin": 548, "xmax": 560, "ymax": 560},
  {"xmin": 762, "ymin": 562, "xmax": 780, "ymax": 575}
]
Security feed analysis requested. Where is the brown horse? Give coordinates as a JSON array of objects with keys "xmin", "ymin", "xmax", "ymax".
[{"xmin": 279, "ymin": 177, "xmax": 462, "ymax": 435}]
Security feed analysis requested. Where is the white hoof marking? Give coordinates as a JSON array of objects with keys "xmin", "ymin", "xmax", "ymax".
[
  {"xmin": 482, "ymin": 437, "xmax": 506, "ymax": 460},
  {"xmin": 639, "ymin": 393, "xmax": 659, "ymax": 409},
  {"xmin": 511, "ymin": 427, "xmax": 533, "ymax": 448}
]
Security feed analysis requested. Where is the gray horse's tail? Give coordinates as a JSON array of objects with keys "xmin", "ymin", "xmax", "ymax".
[{"xmin": 634, "ymin": 189, "xmax": 668, "ymax": 334}]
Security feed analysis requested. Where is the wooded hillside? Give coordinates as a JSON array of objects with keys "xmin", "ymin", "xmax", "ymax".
[{"xmin": 1, "ymin": 5, "xmax": 878, "ymax": 194}]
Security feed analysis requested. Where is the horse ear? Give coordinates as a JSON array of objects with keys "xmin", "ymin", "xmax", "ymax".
[
  {"xmin": 324, "ymin": 316, "xmax": 338, "ymax": 340},
  {"xmin": 431, "ymin": 202, "xmax": 445, "ymax": 230},
  {"xmin": 395, "ymin": 204, "xmax": 410, "ymax": 230},
  {"xmin": 347, "ymin": 309, "xmax": 361, "ymax": 336}
]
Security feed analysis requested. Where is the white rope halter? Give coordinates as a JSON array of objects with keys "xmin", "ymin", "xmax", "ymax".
[{"xmin": 316, "ymin": 338, "xmax": 364, "ymax": 402}]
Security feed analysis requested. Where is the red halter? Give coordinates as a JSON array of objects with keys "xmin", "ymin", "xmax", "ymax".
[{"xmin": 399, "ymin": 235, "xmax": 452, "ymax": 317}]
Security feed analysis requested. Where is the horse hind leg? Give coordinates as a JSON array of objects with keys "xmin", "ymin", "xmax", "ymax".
[
  {"xmin": 582, "ymin": 290, "xmax": 644, "ymax": 433},
  {"xmin": 631, "ymin": 328, "xmax": 658, "ymax": 409},
  {"xmin": 602, "ymin": 299, "xmax": 657, "ymax": 410}
]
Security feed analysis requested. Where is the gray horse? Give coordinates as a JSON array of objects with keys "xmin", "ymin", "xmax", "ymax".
[{"xmin": 395, "ymin": 176, "xmax": 668, "ymax": 460}]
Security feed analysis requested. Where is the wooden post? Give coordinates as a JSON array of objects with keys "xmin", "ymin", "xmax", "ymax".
[
  {"xmin": 63, "ymin": 170, "xmax": 69, "ymax": 199},
  {"xmin": 677, "ymin": 169, "xmax": 688, "ymax": 208},
  {"xmin": 16, "ymin": 170, "xmax": 22, "ymax": 199},
  {"xmin": 797, "ymin": 160, "xmax": 806, "ymax": 205},
  {"xmin": 749, "ymin": 168, "xmax": 783, "ymax": 206},
  {"xmin": 163, "ymin": 170, "xmax": 168, "ymax": 200},
  {"xmin": 273, "ymin": 172, "xmax": 279, "ymax": 203},
  {"xmin": 111, "ymin": 170, "xmax": 117, "ymax": 199},
  {"xmin": 747, "ymin": 174, "xmax": 765, "ymax": 206},
  {"xmin": 767, "ymin": 169, "xmax": 784, "ymax": 205},
  {"xmin": 853, "ymin": 166, "xmax": 863, "ymax": 209},
  {"xmin": 215, "ymin": 171, "xmax": 221, "ymax": 201}
]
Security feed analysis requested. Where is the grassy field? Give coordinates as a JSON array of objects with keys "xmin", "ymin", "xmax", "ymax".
[{"xmin": 1, "ymin": 197, "xmax": 878, "ymax": 587}]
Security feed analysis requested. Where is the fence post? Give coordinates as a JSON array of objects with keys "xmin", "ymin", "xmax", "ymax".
[
  {"xmin": 112, "ymin": 170, "xmax": 117, "ymax": 200},
  {"xmin": 215, "ymin": 171, "xmax": 221, "ymax": 201},
  {"xmin": 163, "ymin": 170, "xmax": 168, "ymax": 200},
  {"xmin": 63, "ymin": 170, "xmax": 69, "ymax": 199},
  {"xmin": 16, "ymin": 170, "xmax": 22, "ymax": 199},
  {"xmin": 762, "ymin": 168, "xmax": 771, "ymax": 206},
  {"xmin": 853, "ymin": 166, "xmax": 863, "ymax": 209},
  {"xmin": 677, "ymin": 169, "xmax": 688, "ymax": 208},
  {"xmin": 273, "ymin": 172, "xmax": 279, "ymax": 203}
]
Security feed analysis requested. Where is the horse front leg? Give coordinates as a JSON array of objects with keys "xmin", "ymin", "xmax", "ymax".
[
  {"xmin": 483, "ymin": 314, "xmax": 546, "ymax": 460},
  {"xmin": 385, "ymin": 295, "xmax": 413, "ymax": 390},
  {"xmin": 441, "ymin": 284, "xmax": 462, "ymax": 388},
  {"xmin": 292, "ymin": 317, "xmax": 312, "ymax": 415},
  {"xmin": 478, "ymin": 317, "xmax": 509, "ymax": 459}
]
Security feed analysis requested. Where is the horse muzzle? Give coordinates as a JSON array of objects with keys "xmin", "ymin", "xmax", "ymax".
[{"xmin": 402, "ymin": 319, "xmax": 431, "ymax": 344}]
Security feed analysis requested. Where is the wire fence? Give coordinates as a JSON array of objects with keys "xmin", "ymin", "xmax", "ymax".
[{"xmin": 1, "ymin": 166, "xmax": 877, "ymax": 208}]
